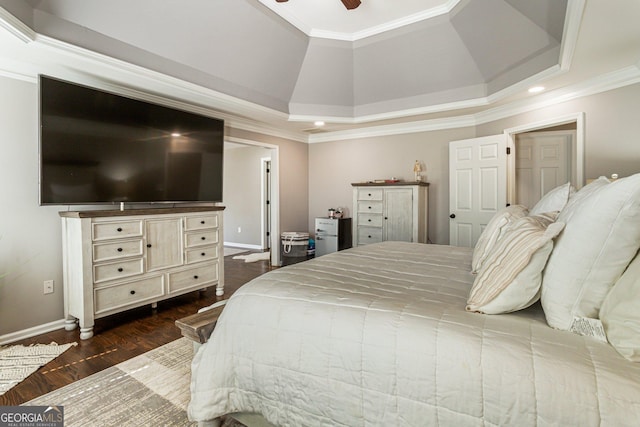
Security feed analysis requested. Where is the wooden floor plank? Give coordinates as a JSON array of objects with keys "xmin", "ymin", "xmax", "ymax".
[{"xmin": 0, "ymin": 253, "xmax": 275, "ymax": 406}]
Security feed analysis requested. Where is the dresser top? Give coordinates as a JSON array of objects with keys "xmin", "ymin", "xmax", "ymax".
[
  {"xmin": 59, "ymin": 205, "xmax": 225, "ymax": 218},
  {"xmin": 351, "ymin": 181, "xmax": 430, "ymax": 187}
]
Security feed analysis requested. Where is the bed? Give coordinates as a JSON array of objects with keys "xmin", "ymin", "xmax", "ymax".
[{"xmin": 185, "ymin": 176, "xmax": 640, "ymax": 426}]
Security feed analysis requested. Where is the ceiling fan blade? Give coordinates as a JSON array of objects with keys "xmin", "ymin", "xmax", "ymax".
[{"xmin": 341, "ymin": 0, "xmax": 361, "ymax": 9}]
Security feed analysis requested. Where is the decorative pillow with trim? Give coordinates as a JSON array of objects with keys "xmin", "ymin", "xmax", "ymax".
[
  {"xmin": 529, "ymin": 182, "xmax": 575, "ymax": 215},
  {"xmin": 467, "ymin": 212, "xmax": 564, "ymax": 314},
  {"xmin": 471, "ymin": 205, "xmax": 529, "ymax": 274},
  {"xmin": 541, "ymin": 174, "xmax": 640, "ymax": 330}
]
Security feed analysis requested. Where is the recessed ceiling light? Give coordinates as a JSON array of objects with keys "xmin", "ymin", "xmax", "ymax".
[
  {"xmin": 314, "ymin": 121, "xmax": 325, "ymax": 127},
  {"xmin": 528, "ymin": 86, "xmax": 545, "ymax": 93},
  {"xmin": 171, "ymin": 132, "xmax": 182, "ymax": 137}
]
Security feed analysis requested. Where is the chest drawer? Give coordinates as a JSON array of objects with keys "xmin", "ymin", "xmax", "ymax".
[
  {"xmin": 185, "ymin": 214, "xmax": 218, "ymax": 231},
  {"xmin": 168, "ymin": 262, "xmax": 219, "ymax": 293},
  {"xmin": 357, "ymin": 227, "xmax": 383, "ymax": 245},
  {"xmin": 94, "ymin": 258, "xmax": 144, "ymax": 284},
  {"xmin": 92, "ymin": 220, "xmax": 143, "ymax": 241},
  {"xmin": 93, "ymin": 239, "xmax": 143, "ymax": 263},
  {"xmin": 94, "ymin": 275, "xmax": 164, "ymax": 314},
  {"xmin": 185, "ymin": 229, "xmax": 219, "ymax": 248},
  {"xmin": 185, "ymin": 245, "xmax": 219, "ymax": 264},
  {"xmin": 357, "ymin": 188, "xmax": 383, "ymax": 201},
  {"xmin": 358, "ymin": 214, "xmax": 383, "ymax": 227},
  {"xmin": 357, "ymin": 200, "xmax": 383, "ymax": 214}
]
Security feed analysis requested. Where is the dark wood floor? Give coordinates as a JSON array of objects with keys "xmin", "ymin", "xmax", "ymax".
[{"xmin": 0, "ymin": 251, "xmax": 275, "ymax": 406}]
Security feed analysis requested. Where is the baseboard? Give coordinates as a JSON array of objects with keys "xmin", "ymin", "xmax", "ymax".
[
  {"xmin": 223, "ymin": 242, "xmax": 262, "ymax": 250},
  {"xmin": 0, "ymin": 319, "xmax": 67, "ymax": 345}
]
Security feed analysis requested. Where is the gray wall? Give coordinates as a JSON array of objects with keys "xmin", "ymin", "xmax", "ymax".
[
  {"xmin": 0, "ymin": 75, "xmax": 309, "ymax": 338},
  {"xmin": 309, "ymin": 82, "xmax": 640, "ymax": 246}
]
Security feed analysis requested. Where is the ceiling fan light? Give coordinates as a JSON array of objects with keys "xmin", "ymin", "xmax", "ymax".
[{"xmin": 341, "ymin": 0, "xmax": 361, "ymax": 10}]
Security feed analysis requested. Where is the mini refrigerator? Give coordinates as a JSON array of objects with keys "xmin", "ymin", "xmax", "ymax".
[{"xmin": 315, "ymin": 217, "xmax": 352, "ymax": 257}]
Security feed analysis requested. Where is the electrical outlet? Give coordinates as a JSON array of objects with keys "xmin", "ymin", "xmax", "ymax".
[
  {"xmin": 44, "ymin": 280, "xmax": 54, "ymax": 294},
  {"xmin": 237, "ymin": 227, "xmax": 242, "ymax": 233}
]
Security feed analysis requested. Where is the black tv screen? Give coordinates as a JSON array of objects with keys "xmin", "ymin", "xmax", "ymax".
[{"xmin": 39, "ymin": 75, "xmax": 224, "ymax": 205}]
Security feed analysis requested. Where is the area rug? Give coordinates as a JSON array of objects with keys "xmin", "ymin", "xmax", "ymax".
[
  {"xmin": 224, "ymin": 247, "xmax": 249, "ymax": 257},
  {"xmin": 0, "ymin": 341, "xmax": 77, "ymax": 396},
  {"xmin": 233, "ymin": 252, "xmax": 270, "ymax": 263},
  {"xmin": 26, "ymin": 338, "xmax": 248, "ymax": 427}
]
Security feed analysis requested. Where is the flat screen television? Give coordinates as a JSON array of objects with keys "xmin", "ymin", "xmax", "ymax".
[{"xmin": 39, "ymin": 75, "xmax": 224, "ymax": 205}]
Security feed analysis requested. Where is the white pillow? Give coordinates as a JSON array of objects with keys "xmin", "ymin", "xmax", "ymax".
[
  {"xmin": 541, "ymin": 174, "xmax": 640, "ymax": 330},
  {"xmin": 600, "ymin": 251, "xmax": 640, "ymax": 362},
  {"xmin": 471, "ymin": 205, "xmax": 528, "ymax": 273},
  {"xmin": 467, "ymin": 213, "xmax": 564, "ymax": 314},
  {"xmin": 529, "ymin": 182, "xmax": 575, "ymax": 215}
]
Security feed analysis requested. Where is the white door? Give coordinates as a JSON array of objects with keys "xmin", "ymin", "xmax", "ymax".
[
  {"xmin": 515, "ymin": 131, "xmax": 572, "ymax": 207},
  {"xmin": 449, "ymin": 135, "xmax": 507, "ymax": 247}
]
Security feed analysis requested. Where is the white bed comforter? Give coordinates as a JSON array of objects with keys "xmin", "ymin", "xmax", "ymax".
[{"xmin": 189, "ymin": 242, "xmax": 640, "ymax": 426}]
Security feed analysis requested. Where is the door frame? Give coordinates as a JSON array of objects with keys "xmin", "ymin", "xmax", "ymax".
[
  {"xmin": 226, "ymin": 136, "xmax": 280, "ymax": 267},
  {"xmin": 503, "ymin": 112, "xmax": 585, "ymax": 205}
]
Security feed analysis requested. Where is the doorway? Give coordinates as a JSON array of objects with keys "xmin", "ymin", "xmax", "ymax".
[{"xmin": 223, "ymin": 137, "xmax": 280, "ymax": 266}]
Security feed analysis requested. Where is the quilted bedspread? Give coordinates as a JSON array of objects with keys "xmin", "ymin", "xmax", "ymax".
[{"xmin": 189, "ymin": 242, "xmax": 640, "ymax": 426}]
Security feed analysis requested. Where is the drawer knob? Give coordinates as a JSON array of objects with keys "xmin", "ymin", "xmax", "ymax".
[
  {"xmin": 118, "ymin": 267, "xmax": 124, "ymax": 272},
  {"xmin": 368, "ymin": 235, "xmax": 372, "ymax": 238},
  {"xmin": 201, "ymin": 252, "xmax": 206, "ymax": 256},
  {"xmin": 147, "ymin": 244, "xmax": 152, "ymax": 248},
  {"xmin": 193, "ymin": 275, "xmax": 199, "ymax": 279},
  {"xmin": 201, "ymin": 220, "xmax": 206, "ymax": 224},
  {"xmin": 368, "ymin": 206, "xmax": 372, "ymax": 209},
  {"xmin": 117, "ymin": 247, "xmax": 123, "ymax": 252},
  {"xmin": 367, "ymin": 219, "xmax": 371, "ymax": 222},
  {"xmin": 201, "ymin": 236, "xmax": 206, "ymax": 240},
  {"xmin": 117, "ymin": 227, "xmax": 123, "ymax": 232},
  {"xmin": 368, "ymin": 193, "xmax": 372, "ymax": 196},
  {"xmin": 130, "ymin": 290, "xmax": 135, "ymax": 295}
]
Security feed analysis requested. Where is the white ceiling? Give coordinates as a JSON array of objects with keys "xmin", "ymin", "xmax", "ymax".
[
  {"xmin": 257, "ymin": 0, "xmax": 459, "ymax": 41},
  {"xmin": 0, "ymin": 0, "xmax": 639, "ymax": 142}
]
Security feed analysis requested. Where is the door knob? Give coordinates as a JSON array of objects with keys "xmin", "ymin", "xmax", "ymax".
[{"xmin": 449, "ymin": 214, "xmax": 456, "ymax": 219}]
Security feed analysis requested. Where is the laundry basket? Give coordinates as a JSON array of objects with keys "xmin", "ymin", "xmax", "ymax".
[{"xmin": 281, "ymin": 232, "xmax": 309, "ymax": 257}]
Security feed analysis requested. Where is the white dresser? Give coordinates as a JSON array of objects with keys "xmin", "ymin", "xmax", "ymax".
[
  {"xmin": 59, "ymin": 206, "xmax": 224, "ymax": 339},
  {"xmin": 352, "ymin": 182, "xmax": 429, "ymax": 246}
]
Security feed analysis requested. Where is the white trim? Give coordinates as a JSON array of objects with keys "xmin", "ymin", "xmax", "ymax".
[
  {"xmin": 226, "ymin": 137, "xmax": 281, "ymax": 267},
  {"xmin": 0, "ymin": 6, "xmax": 35, "ymax": 43},
  {"xmin": 223, "ymin": 242, "xmax": 262, "ymax": 251},
  {"xmin": 558, "ymin": 0, "xmax": 586, "ymax": 71},
  {"xmin": 0, "ymin": 319, "xmax": 66, "ymax": 345},
  {"xmin": 258, "ymin": 0, "xmax": 460, "ymax": 42}
]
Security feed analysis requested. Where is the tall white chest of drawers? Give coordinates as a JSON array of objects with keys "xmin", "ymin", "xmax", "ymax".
[
  {"xmin": 352, "ymin": 182, "xmax": 429, "ymax": 246},
  {"xmin": 59, "ymin": 207, "xmax": 224, "ymax": 339}
]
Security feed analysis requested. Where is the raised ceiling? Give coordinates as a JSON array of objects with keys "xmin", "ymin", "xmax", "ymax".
[{"xmin": 1, "ymin": 0, "xmax": 640, "ymax": 141}]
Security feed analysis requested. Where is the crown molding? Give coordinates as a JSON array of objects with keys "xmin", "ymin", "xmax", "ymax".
[
  {"xmin": 308, "ymin": 65, "xmax": 640, "ymax": 143},
  {"xmin": 558, "ymin": 0, "xmax": 586, "ymax": 71},
  {"xmin": 0, "ymin": 6, "xmax": 35, "ymax": 43}
]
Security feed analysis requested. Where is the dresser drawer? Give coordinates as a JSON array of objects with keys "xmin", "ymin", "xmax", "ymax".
[
  {"xmin": 357, "ymin": 188, "xmax": 383, "ymax": 201},
  {"xmin": 185, "ymin": 214, "xmax": 218, "ymax": 231},
  {"xmin": 92, "ymin": 220, "xmax": 143, "ymax": 241},
  {"xmin": 185, "ymin": 245, "xmax": 219, "ymax": 264},
  {"xmin": 94, "ymin": 275, "xmax": 164, "ymax": 315},
  {"xmin": 168, "ymin": 262, "xmax": 219, "ymax": 293},
  {"xmin": 93, "ymin": 239, "xmax": 144, "ymax": 263},
  {"xmin": 357, "ymin": 227, "xmax": 383, "ymax": 244},
  {"xmin": 185, "ymin": 229, "xmax": 219, "ymax": 248},
  {"xmin": 94, "ymin": 258, "xmax": 144, "ymax": 284},
  {"xmin": 357, "ymin": 200, "xmax": 383, "ymax": 214},
  {"xmin": 358, "ymin": 214, "xmax": 383, "ymax": 227}
]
